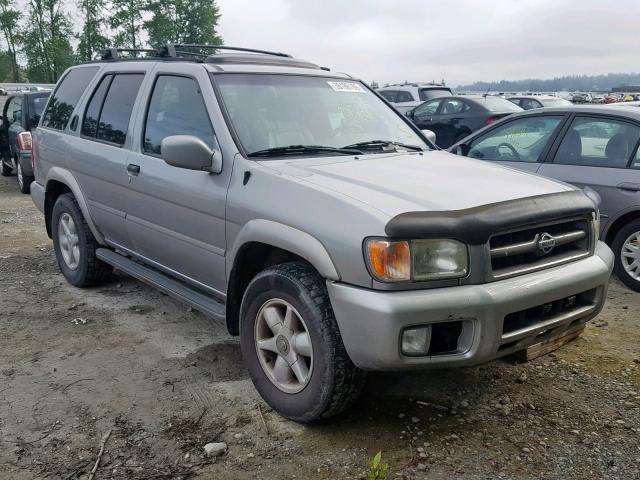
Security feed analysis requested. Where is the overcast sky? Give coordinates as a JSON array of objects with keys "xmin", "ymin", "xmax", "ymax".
[{"xmin": 217, "ymin": 0, "xmax": 638, "ymax": 86}]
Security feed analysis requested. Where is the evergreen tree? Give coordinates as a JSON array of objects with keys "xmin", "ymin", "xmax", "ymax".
[
  {"xmin": 77, "ymin": 0, "xmax": 110, "ymax": 61},
  {"xmin": 21, "ymin": 0, "xmax": 74, "ymax": 82},
  {"xmin": 145, "ymin": 0, "xmax": 222, "ymax": 47},
  {"xmin": 110, "ymin": 0, "xmax": 145, "ymax": 49}
]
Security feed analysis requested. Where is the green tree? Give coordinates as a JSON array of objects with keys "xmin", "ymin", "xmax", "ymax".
[
  {"xmin": 21, "ymin": 0, "xmax": 74, "ymax": 82},
  {"xmin": 76, "ymin": 0, "xmax": 110, "ymax": 61},
  {"xmin": 145, "ymin": 0, "xmax": 222, "ymax": 47},
  {"xmin": 110, "ymin": 0, "xmax": 145, "ymax": 49},
  {"xmin": 0, "ymin": 0, "xmax": 21, "ymax": 82}
]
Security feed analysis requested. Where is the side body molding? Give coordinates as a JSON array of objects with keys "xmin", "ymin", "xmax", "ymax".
[
  {"xmin": 45, "ymin": 167, "xmax": 106, "ymax": 245},
  {"xmin": 227, "ymin": 219, "xmax": 340, "ymax": 281}
]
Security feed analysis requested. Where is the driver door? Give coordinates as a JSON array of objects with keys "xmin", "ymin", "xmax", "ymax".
[{"xmin": 461, "ymin": 114, "xmax": 568, "ymax": 173}]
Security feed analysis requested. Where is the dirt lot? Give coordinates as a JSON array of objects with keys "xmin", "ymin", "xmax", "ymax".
[{"xmin": 0, "ymin": 173, "xmax": 639, "ymax": 480}]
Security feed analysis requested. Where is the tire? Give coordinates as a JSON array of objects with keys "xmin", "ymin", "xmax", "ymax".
[
  {"xmin": 239, "ymin": 261, "xmax": 366, "ymax": 423},
  {"xmin": 16, "ymin": 161, "xmax": 33, "ymax": 194},
  {"xmin": 0, "ymin": 157, "xmax": 12, "ymax": 176},
  {"xmin": 612, "ymin": 218, "xmax": 640, "ymax": 292},
  {"xmin": 51, "ymin": 193, "xmax": 112, "ymax": 287}
]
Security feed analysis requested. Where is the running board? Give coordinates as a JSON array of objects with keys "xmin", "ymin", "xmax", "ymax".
[{"xmin": 96, "ymin": 248, "xmax": 226, "ymax": 321}]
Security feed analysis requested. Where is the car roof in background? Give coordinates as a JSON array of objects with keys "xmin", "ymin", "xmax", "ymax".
[
  {"xmin": 507, "ymin": 95, "xmax": 564, "ymax": 100},
  {"xmin": 509, "ymin": 104, "xmax": 640, "ymax": 120}
]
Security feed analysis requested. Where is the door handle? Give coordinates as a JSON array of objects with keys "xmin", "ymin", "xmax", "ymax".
[
  {"xmin": 617, "ymin": 182, "xmax": 640, "ymax": 192},
  {"xmin": 127, "ymin": 163, "xmax": 140, "ymax": 176}
]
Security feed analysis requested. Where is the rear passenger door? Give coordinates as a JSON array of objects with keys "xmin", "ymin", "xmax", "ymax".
[
  {"xmin": 538, "ymin": 115, "xmax": 640, "ymax": 232},
  {"xmin": 67, "ymin": 65, "xmax": 148, "ymax": 249},
  {"xmin": 124, "ymin": 64, "xmax": 230, "ymax": 295}
]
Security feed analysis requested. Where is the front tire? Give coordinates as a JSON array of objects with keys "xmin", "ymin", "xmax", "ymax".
[
  {"xmin": 612, "ymin": 219, "xmax": 640, "ymax": 292},
  {"xmin": 240, "ymin": 262, "xmax": 366, "ymax": 423},
  {"xmin": 52, "ymin": 193, "xmax": 112, "ymax": 287}
]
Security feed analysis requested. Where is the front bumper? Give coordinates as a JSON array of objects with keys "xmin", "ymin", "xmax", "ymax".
[{"xmin": 328, "ymin": 241, "xmax": 614, "ymax": 371}]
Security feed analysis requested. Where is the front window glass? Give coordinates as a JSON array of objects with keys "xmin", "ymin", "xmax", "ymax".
[
  {"xmin": 215, "ymin": 74, "xmax": 427, "ymax": 156},
  {"xmin": 468, "ymin": 116, "xmax": 563, "ymax": 162}
]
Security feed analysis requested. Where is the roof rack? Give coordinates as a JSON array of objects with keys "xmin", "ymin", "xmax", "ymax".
[{"xmin": 101, "ymin": 44, "xmax": 293, "ymax": 61}]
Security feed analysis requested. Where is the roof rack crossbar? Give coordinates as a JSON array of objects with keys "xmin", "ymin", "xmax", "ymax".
[{"xmin": 171, "ymin": 44, "xmax": 292, "ymax": 58}]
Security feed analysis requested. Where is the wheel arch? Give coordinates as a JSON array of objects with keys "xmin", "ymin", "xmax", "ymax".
[
  {"xmin": 44, "ymin": 167, "xmax": 104, "ymax": 244},
  {"xmin": 225, "ymin": 220, "xmax": 340, "ymax": 335},
  {"xmin": 604, "ymin": 208, "xmax": 640, "ymax": 245}
]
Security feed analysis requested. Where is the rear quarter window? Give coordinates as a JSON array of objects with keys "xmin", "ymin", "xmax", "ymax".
[{"xmin": 42, "ymin": 66, "xmax": 99, "ymax": 130}]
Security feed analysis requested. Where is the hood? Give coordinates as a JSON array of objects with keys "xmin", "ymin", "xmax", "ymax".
[{"xmin": 261, "ymin": 150, "xmax": 573, "ymax": 218}]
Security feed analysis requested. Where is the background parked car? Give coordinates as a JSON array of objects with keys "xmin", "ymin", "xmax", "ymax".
[
  {"xmin": 376, "ymin": 83, "xmax": 452, "ymax": 114},
  {"xmin": 405, "ymin": 95, "xmax": 522, "ymax": 148},
  {"xmin": 508, "ymin": 95, "xmax": 573, "ymax": 110},
  {"xmin": 0, "ymin": 91, "xmax": 50, "ymax": 193},
  {"xmin": 448, "ymin": 106, "xmax": 640, "ymax": 292},
  {"xmin": 572, "ymin": 92, "xmax": 592, "ymax": 103}
]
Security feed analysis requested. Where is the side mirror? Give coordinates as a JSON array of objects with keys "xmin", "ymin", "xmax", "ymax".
[
  {"xmin": 452, "ymin": 143, "xmax": 470, "ymax": 156},
  {"xmin": 421, "ymin": 129, "xmax": 436, "ymax": 145},
  {"xmin": 161, "ymin": 135, "xmax": 222, "ymax": 173},
  {"xmin": 405, "ymin": 109, "xmax": 414, "ymax": 118}
]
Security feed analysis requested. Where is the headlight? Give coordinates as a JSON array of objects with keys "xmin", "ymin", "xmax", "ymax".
[{"xmin": 364, "ymin": 238, "xmax": 468, "ymax": 282}]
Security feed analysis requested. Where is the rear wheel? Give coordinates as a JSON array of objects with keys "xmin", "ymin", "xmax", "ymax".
[
  {"xmin": 612, "ymin": 219, "xmax": 640, "ymax": 292},
  {"xmin": 52, "ymin": 193, "xmax": 112, "ymax": 287},
  {"xmin": 16, "ymin": 161, "xmax": 32, "ymax": 194},
  {"xmin": 240, "ymin": 262, "xmax": 366, "ymax": 423}
]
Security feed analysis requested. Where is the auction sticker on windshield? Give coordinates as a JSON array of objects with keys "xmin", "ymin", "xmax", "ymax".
[{"xmin": 327, "ymin": 81, "xmax": 366, "ymax": 93}]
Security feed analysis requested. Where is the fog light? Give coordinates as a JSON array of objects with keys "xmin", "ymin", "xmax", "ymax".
[
  {"xmin": 401, "ymin": 326, "xmax": 431, "ymax": 356},
  {"xmin": 564, "ymin": 295, "xmax": 577, "ymax": 308}
]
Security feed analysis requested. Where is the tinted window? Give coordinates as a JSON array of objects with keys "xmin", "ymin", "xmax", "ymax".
[
  {"xmin": 554, "ymin": 116, "xmax": 640, "ymax": 168},
  {"xmin": 379, "ymin": 90, "xmax": 414, "ymax": 103},
  {"xmin": 82, "ymin": 74, "xmax": 112, "ymax": 138},
  {"xmin": 520, "ymin": 99, "xmax": 542, "ymax": 110},
  {"xmin": 468, "ymin": 116, "xmax": 563, "ymax": 162},
  {"xmin": 42, "ymin": 67, "xmax": 99, "ymax": 130},
  {"xmin": 144, "ymin": 76, "xmax": 215, "ymax": 155},
  {"xmin": 418, "ymin": 88, "xmax": 451, "ymax": 101},
  {"xmin": 28, "ymin": 94, "xmax": 49, "ymax": 127},
  {"xmin": 95, "ymin": 74, "xmax": 143, "ymax": 145}
]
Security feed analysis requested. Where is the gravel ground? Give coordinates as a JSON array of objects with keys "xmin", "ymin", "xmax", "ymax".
[{"xmin": 0, "ymin": 173, "xmax": 639, "ymax": 480}]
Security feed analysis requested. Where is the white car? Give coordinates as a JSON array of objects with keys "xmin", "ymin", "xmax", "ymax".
[{"xmin": 377, "ymin": 83, "xmax": 452, "ymax": 113}]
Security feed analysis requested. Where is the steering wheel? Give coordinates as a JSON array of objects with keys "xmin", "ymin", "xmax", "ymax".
[{"xmin": 497, "ymin": 143, "xmax": 521, "ymax": 160}]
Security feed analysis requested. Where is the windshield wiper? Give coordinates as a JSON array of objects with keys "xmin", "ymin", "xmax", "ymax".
[
  {"xmin": 341, "ymin": 140, "xmax": 424, "ymax": 152},
  {"xmin": 247, "ymin": 144, "xmax": 362, "ymax": 158}
]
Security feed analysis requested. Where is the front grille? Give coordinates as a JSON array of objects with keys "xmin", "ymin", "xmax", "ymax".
[
  {"xmin": 489, "ymin": 217, "xmax": 592, "ymax": 279},
  {"xmin": 501, "ymin": 288, "xmax": 598, "ymax": 343}
]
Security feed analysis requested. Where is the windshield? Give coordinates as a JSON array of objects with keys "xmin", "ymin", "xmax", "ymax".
[
  {"xmin": 418, "ymin": 88, "xmax": 452, "ymax": 101},
  {"xmin": 214, "ymin": 74, "xmax": 428, "ymax": 156}
]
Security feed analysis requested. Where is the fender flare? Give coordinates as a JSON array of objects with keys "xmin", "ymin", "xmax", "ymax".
[
  {"xmin": 45, "ymin": 167, "xmax": 106, "ymax": 245},
  {"xmin": 227, "ymin": 219, "xmax": 340, "ymax": 281}
]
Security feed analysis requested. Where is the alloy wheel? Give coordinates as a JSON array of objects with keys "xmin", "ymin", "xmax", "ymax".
[
  {"xmin": 621, "ymin": 231, "xmax": 640, "ymax": 281},
  {"xmin": 58, "ymin": 212, "xmax": 80, "ymax": 270},
  {"xmin": 254, "ymin": 298, "xmax": 313, "ymax": 394}
]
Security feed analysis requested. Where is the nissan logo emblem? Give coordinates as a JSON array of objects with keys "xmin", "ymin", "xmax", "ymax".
[{"xmin": 536, "ymin": 232, "xmax": 556, "ymax": 255}]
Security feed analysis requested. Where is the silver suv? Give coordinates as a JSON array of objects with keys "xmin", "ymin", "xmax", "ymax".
[
  {"xmin": 31, "ymin": 45, "xmax": 613, "ymax": 423},
  {"xmin": 377, "ymin": 83, "xmax": 452, "ymax": 113}
]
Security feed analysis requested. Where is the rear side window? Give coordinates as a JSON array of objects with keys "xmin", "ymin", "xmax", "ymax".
[
  {"xmin": 42, "ymin": 67, "xmax": 98, "ymax": 130},
  {"xmin": 143, "ymin": 75, "xmax": 215, "ymax": 155},
  {"xmin": 418, "ymin": 88, "xmax": 452, "ymax": 101},
  {"xmin": 379, "ymin": 90, "xmax": 414, "ymax": 103},
  {"xmin": 81, "ymin": 73, "xmax": 144, "ymax": 146},
  {"xmin": 28, "ymin": 95, "xmax": 49, "ymax": 127}
]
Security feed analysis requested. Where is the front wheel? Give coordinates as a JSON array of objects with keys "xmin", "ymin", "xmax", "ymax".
[
  {"xmin": 240, "ymin": 262, "xmax": 366, "ymax": 423},
  {"xmin": 612, "ymin": 219, "xmax": 640, "ymax": 292}
]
